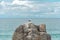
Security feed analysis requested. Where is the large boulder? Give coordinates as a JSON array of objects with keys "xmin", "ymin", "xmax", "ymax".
[{"xmin": 12, "ymin": 23, "xmax": 51, "ymax": 40}]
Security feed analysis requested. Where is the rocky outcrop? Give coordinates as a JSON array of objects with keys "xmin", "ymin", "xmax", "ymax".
[{"xmin": 12, "ymin": 22, "xmax": 51, "ymax": 40}]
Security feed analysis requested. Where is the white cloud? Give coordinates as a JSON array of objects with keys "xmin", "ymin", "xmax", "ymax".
[
  {"xmin": 0, "ymin": 0, "xmax": 60, "ymax": 16},
  {"xmin": 0, "ymin": 1, "xmax": 6, "ymax": 7},
  {"xmin": 12, "ymin": 0, "xmax": 26, "ymax": 5},
  {"xmin": 12, "ymin": 0, "xmax": 34, "ymax": 8}
]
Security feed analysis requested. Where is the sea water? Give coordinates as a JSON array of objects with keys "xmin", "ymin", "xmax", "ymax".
[{"xmin": 0, "ymin": 18, "xmax": 60, "ymax": 40}]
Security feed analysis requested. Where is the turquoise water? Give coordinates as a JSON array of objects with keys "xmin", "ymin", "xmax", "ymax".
[{"xmin": 0, "ymin": 18, "xmax": 60, "ymax": 40}]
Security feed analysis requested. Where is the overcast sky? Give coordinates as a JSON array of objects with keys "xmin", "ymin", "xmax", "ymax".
[{"xmin": 0, "ymin": 0, "xmax": 60, "ymax": 18}]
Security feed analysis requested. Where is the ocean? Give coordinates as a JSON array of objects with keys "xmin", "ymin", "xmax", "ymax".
[{"xmin": 0, "ymin": 18, "xmax": 60, "ymax": 40}]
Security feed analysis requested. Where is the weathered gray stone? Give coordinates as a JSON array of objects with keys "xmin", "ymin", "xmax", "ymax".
[{"xmin": 12, "ymin": 22, "xmax": 51, "ymax": 40}]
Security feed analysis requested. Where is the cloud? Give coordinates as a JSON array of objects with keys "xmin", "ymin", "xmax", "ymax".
[
  {"xmin": 0, "ymin": 0, "xmax": 60, "ymax": 18},
  {"xmin": 12, "ymin": 0, "xmax": 34, "ymax": 8}
]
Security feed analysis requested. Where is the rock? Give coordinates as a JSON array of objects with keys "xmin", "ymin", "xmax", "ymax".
[
  {"xmin": 12, "ymin": 21, "xmax": 51, "ymax": 40},
  {"xmin": 39, "ymin": 24, "xmax": 46, "ymax": 32},
  {"xmin": 39, "ymin": 24, "xmax": 51, "ymax": 40},
  {"xmin": 12, "ymin": 25, "xmax": 24, "ymax": 40}
]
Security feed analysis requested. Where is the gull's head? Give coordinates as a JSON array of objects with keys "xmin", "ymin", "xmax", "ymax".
[{"xmin": 28, "ymin": 19, "xmax": 31, "ymax": 22}]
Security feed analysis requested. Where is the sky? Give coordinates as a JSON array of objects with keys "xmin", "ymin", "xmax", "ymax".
[{"xmin": 0, "ymin": 0, "xmax": 60, "ymax": 18}]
